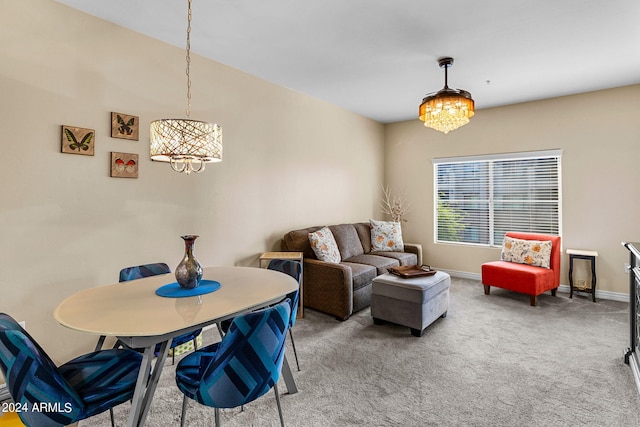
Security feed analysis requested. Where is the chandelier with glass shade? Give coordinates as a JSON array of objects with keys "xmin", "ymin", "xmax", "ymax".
[
  {"xmin": 418, "ymin": 57, "xmax": 474, "ymax": 134},
  {"xmin": 150, "ymin": 0, "xmax": 222, "ymax": 175}
]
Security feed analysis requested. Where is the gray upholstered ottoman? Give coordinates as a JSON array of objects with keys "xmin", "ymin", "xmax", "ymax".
[{"xmin": 371, "ymin": 271, "xmax": 450, "ymax": 337}]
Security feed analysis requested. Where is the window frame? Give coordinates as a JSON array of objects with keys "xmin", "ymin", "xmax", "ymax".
[{"xmin": 432, "ymin": 149, "xmax": 562, "ymax": 247}]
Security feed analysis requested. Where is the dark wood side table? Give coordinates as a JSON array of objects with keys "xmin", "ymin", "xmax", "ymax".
[{"xmin": 567, "ymin": 248, "xmax": 598, "ymax": 302}]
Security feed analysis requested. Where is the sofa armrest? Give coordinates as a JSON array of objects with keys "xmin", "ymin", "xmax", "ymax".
[
  {"xmin": 303, "ymin": 259, "xmax": 354, "ymax": 320},
  {"xmin": 403, "ymin": 243, "xmax": 423, "ymax": 266}
]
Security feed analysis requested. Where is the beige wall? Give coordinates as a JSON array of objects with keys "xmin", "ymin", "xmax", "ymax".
[
  {"xmin": 0, "ymin": 0, "xmax": 384, "ymax": 364},
  {"xmin": 385, "ymin": 85, "xmax": 640, "ymax": 297},
  {"xmin": 2, "ymin": 0, "xmax": 638, "ymax": 373}
]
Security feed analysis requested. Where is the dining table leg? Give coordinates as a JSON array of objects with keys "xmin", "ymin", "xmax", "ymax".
[
  {"xmin": 93, "ymin": 335, "xmax": 106, "ymax": 351},
  {"xmin": 281, "ymin": 355, "xmax": 298, "ymax": 394},
  {"xmin": 127, "ymin": 340, "xmax": 170, "ymax": 427}
]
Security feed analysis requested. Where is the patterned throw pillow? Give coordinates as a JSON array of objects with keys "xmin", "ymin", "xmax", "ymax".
[
  {"xmin": 370, "ymin": 219, "xmax": 404, "ymax": 252},
  {"xmin": 308, "ymin": 227, "xmax": 341, "ymax": 263},
  {"xmin": 501, "ymin": 236, "xmax": 552, "ymax": 268}
]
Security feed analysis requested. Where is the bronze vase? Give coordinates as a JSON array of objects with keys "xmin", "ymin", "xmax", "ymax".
[{"xmin": 175, "ymin": 235, "xmax": 203, "ymax": 290}]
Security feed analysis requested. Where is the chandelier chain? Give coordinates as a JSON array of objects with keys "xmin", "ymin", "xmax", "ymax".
[
  {"xmin": 185, "ymin": 0, "xmax": 192, "ymax": 117},
  {"xmin": 149, "ymin": 0, "xmax": 223, "ymax": 175}
]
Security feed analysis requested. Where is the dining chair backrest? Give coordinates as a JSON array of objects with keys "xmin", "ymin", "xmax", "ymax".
[
  {"xmin": 116, "ymin": 262, "xmax": 201, "ymax": 362},
  {"xmin": 119, "ymin": 262, "xmax": 171, "ymax": 282},
  {"xmin": 196, "ymin": 299, "xmax": 291, "ymax": 408},
  {"xmin": 0, "ymin": 313, "xmax": 83, "ymax": 426},
  {"xmin": 267, "ymin": 259, "xmax": 301, "ymax": 326}
]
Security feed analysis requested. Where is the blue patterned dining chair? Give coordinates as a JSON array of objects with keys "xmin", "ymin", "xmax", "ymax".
[
  {"xmin": 175, "ymin": 299, "xmax": 291, "ymax": 427},
  {"xmin": 95, "ymin": 262, "xmax": 202, "ymax": 365},
  {"xmin": 0, "ymin": 313, "xmax": 143, "ymax": 427},
  {"xmin": 267, "ymin": 259, "xmax": 302, "ymax": 371},
  {"xmin": 219, "ymin": 260, "xmax": 302, "ymax": 371},
  {"xmin": 118, "ymin": 262, "xmax": 173, "ymax": 282}
]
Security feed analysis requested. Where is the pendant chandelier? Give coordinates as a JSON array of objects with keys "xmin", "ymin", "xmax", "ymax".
[
  {"xmin": 150, "ymin": 0, "xmax": 222, "ymax": 175},
  {"xmin": 418, "ymin": 57, "xmax": 474, "ymax": 134}
]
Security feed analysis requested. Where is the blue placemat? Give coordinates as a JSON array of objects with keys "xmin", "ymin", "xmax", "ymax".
[{"xmin": 155, "ymin": 280, "xmax": 221, "ymax": 298}]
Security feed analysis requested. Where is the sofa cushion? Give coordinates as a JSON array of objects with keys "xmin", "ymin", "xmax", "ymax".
[
  {"xmin": 354, "ymin": 222, "xmax": 372, "ymax": 253},
  {"xmin": 329, "ymin": 224, "xmax": 365, "ymax": 260},
  {"xmin": 370, "ymin": 219, "xmax": 404, "ymax": 251},
  {"xmin": 501, "ymin": 236, "xmax": 552, "ymax": 269},
  {"xmin": 371, "ymin": 251, "xmax": 417, "ymax": 266},
  {"xmin": 308, "ymin": 227, "xmax": 341, "ymax": 263},
  {"xmin": 343, "ymin": 254, "xmax": 400, "ymax": 275},
  {"xmin": 341, "ymin": 262, "xmax": 377, "ymax": 291}
]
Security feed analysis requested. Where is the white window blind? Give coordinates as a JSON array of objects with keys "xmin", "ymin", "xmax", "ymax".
[{"xmin": 433, "ymin": 150, "xmax": 562, "ymax": 246}]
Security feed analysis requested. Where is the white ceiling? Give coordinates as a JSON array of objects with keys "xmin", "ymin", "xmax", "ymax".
[{"xmin": 55, "ymin": 0, "xmax": 640, "ymax": 123}]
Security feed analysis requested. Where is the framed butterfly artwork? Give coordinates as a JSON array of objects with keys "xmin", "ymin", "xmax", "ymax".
[
  {"xmin": 61, "ymin": 125, "xmax": 95, "ymax": 156},
  {"xmin": 111, "ymin": 112, "xmax": 139, "ymax": 141},
  {"xmin": 110, "ymin": 152, "xmax": 138, "ymax": 178}
]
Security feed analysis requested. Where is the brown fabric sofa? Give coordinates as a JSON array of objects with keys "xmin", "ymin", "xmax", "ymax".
[{"xmin": 282, "ymin": 222, "xmax": 422, "ymax": 320}]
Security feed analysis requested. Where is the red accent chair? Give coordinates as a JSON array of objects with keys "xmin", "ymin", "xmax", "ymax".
[{"xmin": 481, "ymin": 232, "xmax": 561, "ymax": 306}]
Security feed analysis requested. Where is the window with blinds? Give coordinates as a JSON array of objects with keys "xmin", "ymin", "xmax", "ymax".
[{"xmin": 433, "ymin": 150, "xmax": 562, "ymax": 246}]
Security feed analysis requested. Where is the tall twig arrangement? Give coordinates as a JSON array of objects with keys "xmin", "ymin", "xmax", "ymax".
[{"xmin": 381, "ymin": 186, "xmax": 410, "ymax": 223}]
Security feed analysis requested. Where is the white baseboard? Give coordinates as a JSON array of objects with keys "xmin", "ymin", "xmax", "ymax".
[
  {"xmin": 441, "ymin": 269, "xmax": 482, "ymax": 281},
  {"xmin": 438, "ymin": 268, "xmax": 629, "ymax": 303}
]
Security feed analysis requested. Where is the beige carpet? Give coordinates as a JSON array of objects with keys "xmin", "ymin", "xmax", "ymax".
[{"xmin": 83, "ymin": 277, "xmax": 640, "ymax": 426}]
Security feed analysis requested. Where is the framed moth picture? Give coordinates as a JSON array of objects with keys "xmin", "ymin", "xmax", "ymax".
[
  {"xmin": 111, "ymin": 112, "xmax": 139, "ymax": 140},
  {"xmin": 61, "ymin": 125, "xmax": 95, "ymax": 156},
  {"xmin": 110, "ymin": 152, "xmax": 139, "ymax": 178}
]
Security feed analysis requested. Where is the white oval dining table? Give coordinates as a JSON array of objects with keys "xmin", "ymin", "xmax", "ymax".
[{"xmin": 54, "ymin": 266, "xmax": 299, "ymax": 427}]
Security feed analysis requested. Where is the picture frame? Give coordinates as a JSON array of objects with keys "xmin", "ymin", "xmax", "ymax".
[
  {"xmin": 61, "ymin": 125, "xmax": 95, "ymax": 156},
  {"xmin": 110, "ymin": 152, "xmax": 139, "ymax": 178},
  {"xmin": 111, "ymin": 112, "xmax": 139, "ymax": 141}
]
